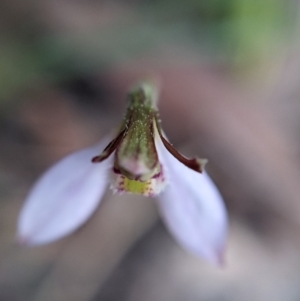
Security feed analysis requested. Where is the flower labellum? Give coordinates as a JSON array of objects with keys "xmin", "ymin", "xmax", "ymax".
[{"xmin": 18, "ymin": 81, "xmax": 228, "ymax": 265}]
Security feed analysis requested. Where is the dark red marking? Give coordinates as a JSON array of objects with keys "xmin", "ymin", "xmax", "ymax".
[
  {"xmin": 159, "ymin": 134, "xmax": 203, "ymax": 173},
  {"xmin": 92, "ymin": 129, "xmax": 127, "ymax": 163}
]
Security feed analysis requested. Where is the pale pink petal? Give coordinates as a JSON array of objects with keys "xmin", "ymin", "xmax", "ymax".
[
  {"xmin": 155, "ymin": 136, "xmax": 228, "ymax": 265},
  {"xmin": 18, "ymin": 139, "xmax": 113, "ymax": 245}
]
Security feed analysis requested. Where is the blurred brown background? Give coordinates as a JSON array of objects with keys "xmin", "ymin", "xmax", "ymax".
[{"xmin": 1, "ymin": 0, "xmax": 300, "ymax": 300}]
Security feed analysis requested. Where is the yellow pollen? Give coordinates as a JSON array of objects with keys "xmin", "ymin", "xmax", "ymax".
[{"xmin": 123, "ymin": 177, "xmax": 151, "ymax": 195}]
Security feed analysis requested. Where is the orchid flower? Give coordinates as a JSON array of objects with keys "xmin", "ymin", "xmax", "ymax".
[{"xmin": 18, "ymin": 82, "xmax": 227, "ymax": 265}]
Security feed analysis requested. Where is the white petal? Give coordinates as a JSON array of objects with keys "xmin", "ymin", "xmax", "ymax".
[
  {"xmin": 18, "ymin": 139, "xmax": 113, "ymax": 245},
  {"xmin": 155, "ymin": 137, "xmax": 228, "ymax": 265}
]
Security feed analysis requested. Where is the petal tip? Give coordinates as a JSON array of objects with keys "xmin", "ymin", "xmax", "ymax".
[
  {"xmin": 191, "ymin": 244, "xmax": 226, "ymax": 267},
  {"xmin": 206, "ymin": 239, "xmax": 227, "ymax": 267},
  {"xmin": 213, "ymin": 248, "xmax": 226, "ymax": 268}
]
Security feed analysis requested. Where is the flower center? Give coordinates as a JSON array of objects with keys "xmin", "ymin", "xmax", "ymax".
[{"xmin": 111, "ymin": 165, "xmax": 165, "ymax": 197}]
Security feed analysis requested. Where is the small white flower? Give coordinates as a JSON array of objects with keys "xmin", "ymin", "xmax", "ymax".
[{"xmin": 18, "ymin": 82, "xmax": 228, "ymax": 265}]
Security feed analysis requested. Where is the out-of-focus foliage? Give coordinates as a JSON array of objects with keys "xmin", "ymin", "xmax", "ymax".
[
  {"xmin": 229, "ymin": 0, "xmax": 293, "ymax": 64},
  {"xmin": 0, "ymin": 0, "xmax": 294, "ymax": 102}
]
